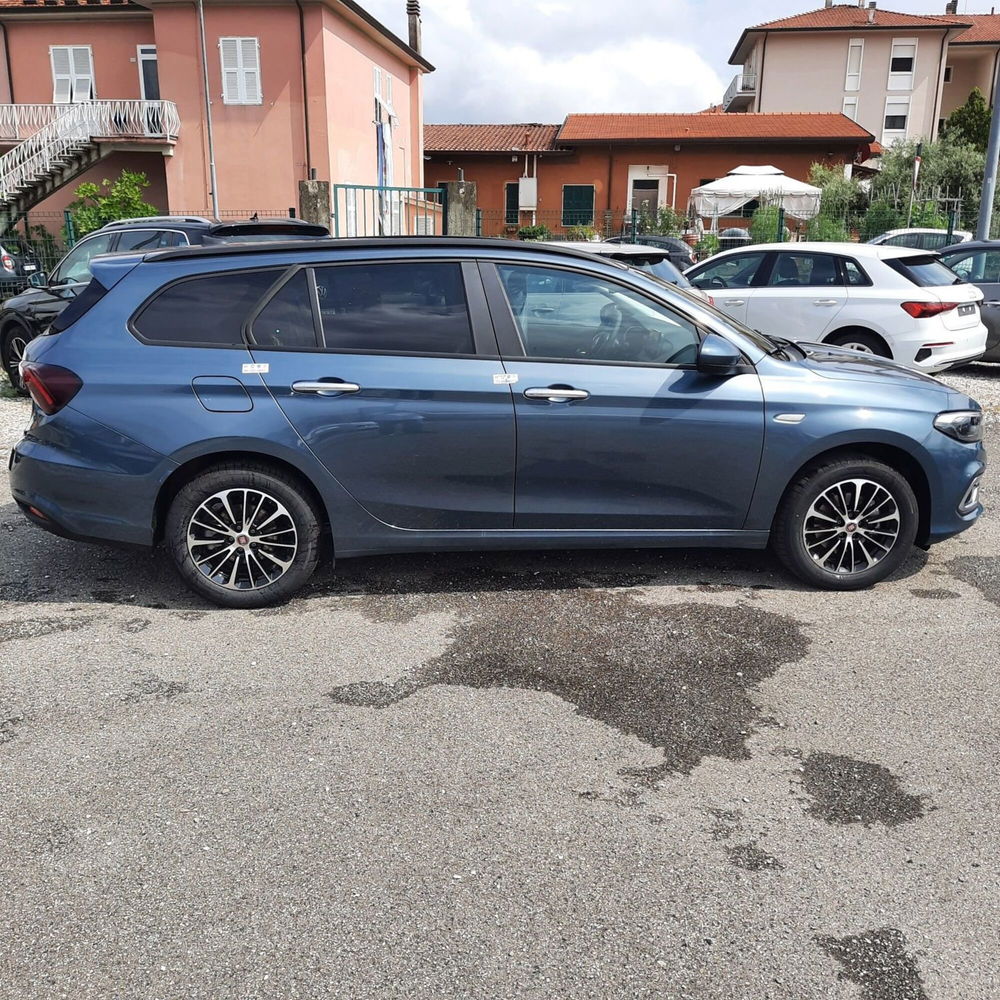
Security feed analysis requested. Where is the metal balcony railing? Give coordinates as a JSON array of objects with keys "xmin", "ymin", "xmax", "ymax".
[
  {"xmin": 0, "ymin": 100, "xmax": 180, "ymax": 202},
  {"xmin": 722, "ymin": 71, "xmax": 757, "ymax": 111}
]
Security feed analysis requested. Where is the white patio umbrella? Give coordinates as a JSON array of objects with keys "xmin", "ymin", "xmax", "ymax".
[{"xmin": 690, "ymin": 165, "xmax": 822, "ymax": 224}]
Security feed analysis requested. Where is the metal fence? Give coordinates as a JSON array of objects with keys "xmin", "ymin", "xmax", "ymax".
[{"xmin": 332, "ymin": 184, "xmax": 445, "ymax": 237}]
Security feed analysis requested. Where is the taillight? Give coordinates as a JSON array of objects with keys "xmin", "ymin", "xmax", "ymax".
[
  {"xmin": 1, "ymin": 253, "xmax": 14, "ymax": 272},
  {"xmin": 20, "ymin": 362, "xmax": 82, "ymax": 415},
  {"xmin": 901, "ymin": 301, "xmax": 958, "ymax": 319}
]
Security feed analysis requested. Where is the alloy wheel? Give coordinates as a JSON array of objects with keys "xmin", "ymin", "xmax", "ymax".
[
  {"xmin": 186, "ymin": 488, "xmax": 298, "ymax": 591},
  {"xmin": 839, "ymin": 341, "xmax": 876, "ymax": 354},
  {"xmin": 6, "ymin": 332, "xmax": 27, "ymax": 389},
  {"xmin": 802, "ymin": 478, "xmax": 901, "ymax": 575}
]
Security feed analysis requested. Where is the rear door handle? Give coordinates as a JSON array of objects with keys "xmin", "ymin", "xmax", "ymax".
[
  {"xmin": 524, "ymin": 386, "xmax": 590, "ymax": 402},
  {"xmin": 291, "ymin": 380, "xmax": 361, "ymax": 395},
  {"xmin": 813, "ymin": 299, "xmax": 839, "ymax": 306},
  {"xmin": 720, "ymin": 298, "xmax": 745, "ymax": 307}
]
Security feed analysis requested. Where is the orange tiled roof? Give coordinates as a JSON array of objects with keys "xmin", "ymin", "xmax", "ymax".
[
  {"xmin": 424, "ymin": 123, "xmax": 561, "ymax": 153},
  {"xmin": 950, "ymin": 13, "xmax": 1000, "ymax": 44},
  {"xmin": 746, "ymin": 5, "xmax": 967, "ymax": 32},
  {"xmin": 558, "ymin": 112, "xmax": 873, "ymax": 143}
]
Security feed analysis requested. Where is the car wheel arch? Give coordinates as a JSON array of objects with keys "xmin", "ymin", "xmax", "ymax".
[{"xmin": 823, "ymin": 326, "xmax": 892, "ymax": 356}]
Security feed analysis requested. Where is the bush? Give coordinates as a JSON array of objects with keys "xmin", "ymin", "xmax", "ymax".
[
  {"xmin": 636, "ymin": 205, "xmax": 684, "ymax": 236},
  {"xmin": 517, "ymin": 224, "xmax": 551, "ymax": 241},
  {"xmin": 805, "ymin": 215, "xmax": 849, "ymax": 242},
  {"xmin": 566, "ymin": 225, "xmax": 598, "ymax": 241},
  {"xmin": 695, "ymin": 233, "xmax": 719, "ymax": 257},
  {"xmin": 68, "ymin": 170, "xmax": 158, "ymax": 237},
  {"xmin": 749, "ymin": 204, "xmax": 783, "ymax": 244}
]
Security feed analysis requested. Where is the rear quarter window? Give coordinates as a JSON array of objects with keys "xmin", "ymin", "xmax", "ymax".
[
  {"xmin": 886, "ymin": 255, "xmax": 964, "ymax": 288},
  {"xmin": 132, "ymin": 269, "xmax": 286, "ymax": 346}
]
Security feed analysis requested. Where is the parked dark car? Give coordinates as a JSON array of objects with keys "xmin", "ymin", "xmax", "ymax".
[
  {"xmin": 605, "ymin": 234, "xmax": 696, "ymax": 269},
  {"xmin": 10, "ymin": 237, "xmax": 984, "ymax": 608},
  {"xmin": 718, "ymin": 227, "xmax": 753, "ymax": 252},
  {"xmin": 0, "ymin": 215, "xmax": 329, "ymax": 391},
  {"xmin": 937, "ymin": 240, "xmax": 1000, "ymax": 362},
  {"xmin": 0, "ymin": 238, "xmax": 43, "ymax": 294}
]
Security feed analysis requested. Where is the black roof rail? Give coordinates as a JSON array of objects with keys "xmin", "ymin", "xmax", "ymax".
[{"xmin": 142, "ymin": 236, "xmax": 624, "ymax": 265}]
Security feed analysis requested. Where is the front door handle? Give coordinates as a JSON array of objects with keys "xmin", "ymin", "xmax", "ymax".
[
  {"xmin": 813, "ymin": 299, "xmax": 839, "ymax": 306},
  {"xmin": 524, "ymin": 386, "xmax": 590, "ymax": 402},
  {"xmin": 291, "ymin": 380, "xmax": 361, "ymax": 395},
  {"xmin": 720, "ymin": 298, "xmax": 745, "ymax": 307}
]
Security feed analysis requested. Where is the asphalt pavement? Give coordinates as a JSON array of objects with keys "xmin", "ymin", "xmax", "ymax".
[{"xmin": 1, "ymin": 370, "xmax": 999, "ymax": 1000}]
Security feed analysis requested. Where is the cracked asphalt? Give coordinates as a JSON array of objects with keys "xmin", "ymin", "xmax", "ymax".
[{"xmin": 1, "ymin": 368, "xmax": 999, "ymax": 999}]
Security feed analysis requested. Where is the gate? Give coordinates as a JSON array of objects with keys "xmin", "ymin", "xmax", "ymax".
[{"xmin": 332, "ymin": 184, "xmax": 446, "ymax": 237}]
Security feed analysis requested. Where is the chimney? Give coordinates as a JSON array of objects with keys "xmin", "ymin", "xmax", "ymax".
[
  {"xmin": 406, "ymin": 0, "xmax": 421, "ymax": 54},
  {"xmin": 944, "ymin": 0, "xmax": 958, "ymax": 12},
  {"xmin": 825, "ymin": 0, "xmax": 833, "ymax": 6},
  {"xmin": 868, "ymin": 1, "xmax": 876, "ymax": 23}
]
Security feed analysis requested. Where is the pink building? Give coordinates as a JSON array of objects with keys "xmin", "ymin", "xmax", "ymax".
[{"xmin": 0, "ymin": 0, "xmax": 432, "ymax": 227}]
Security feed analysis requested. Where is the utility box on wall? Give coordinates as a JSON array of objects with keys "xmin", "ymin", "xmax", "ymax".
[{"xmin": 518, "ymin": 177, "xmax": 537, "ymax": 211}]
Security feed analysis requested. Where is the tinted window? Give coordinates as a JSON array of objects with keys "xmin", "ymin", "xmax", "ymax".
[
  {"xmin": 690, "ymin": 252, "xmax": 765, "ymax": 289},
  {"xmin": 115, "ymin": 229, "xmax": 188, "ymax": 252},
  {"xmin": 887, "ymin": 255, "xmax": 965, "ymax": 288},
  {"xmin": 941, "ymin": 251, "xmax": 1000, "ymax": 283},
  {"xmin": 51, "ymin": 234, "xmax": 112, "ymax": 285},
  {"xmin": 767, "ymin": 253, "xmax": 841, "ymax": 287},
  {"xmin": 133, "ymin": 269, "xmax": 284, "ymax": 345},
  {"xmin": 498, "ymin": 263, "xmax": 701, "ymax": 366},
  {"xmin": 313, "ymin": 262, "xmax": 473, "ymax": 355},
  {"xmin": 250, "ymin": 270, "xmax": 317, "ymax": 349},
  {"xmin": 842, "ymin": 259, "xmax": 871, "ymax": 286}
]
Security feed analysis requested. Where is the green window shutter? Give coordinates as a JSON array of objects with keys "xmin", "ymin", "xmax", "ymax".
[
  {"xmin": 505, "ymin": 183, "xmax": 519, "ymax": 224},
  {"xmin": 562, "ymin": 185, "xmax": 594, "ymax": 226}
]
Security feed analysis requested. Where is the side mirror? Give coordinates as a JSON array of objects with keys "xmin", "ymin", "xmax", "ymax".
[
  {"xmin": 28, "ymin": 271, "xmax": 47, "ymax": 288},
  {"xmin": 697, "ymin": 332, "xmax": 743, "ymax": 374}
]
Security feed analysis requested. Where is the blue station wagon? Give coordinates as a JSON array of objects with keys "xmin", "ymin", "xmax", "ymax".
[{"xmin": 9, "ymin": 238, "xmax": 986, "ymax": 607}]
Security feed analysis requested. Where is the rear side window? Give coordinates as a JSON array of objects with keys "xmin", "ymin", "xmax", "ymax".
[
  {"xmin": 250, "ymin": 270, "xmax": 317, "ymax": 348},
  {"xmin": 50, "ymin": 277, "xmax": 108, "ymax": 334},
  {"xmin": 115, "ymin": 229, "xmax": 188, "ymax": 252},
  {"xmin": 313, "ymin": 262, "xmax": 473, "ymax": 355},
  {"xmin": 886, "ymin": 255, "xmax": 964, "ymax": 288},
  {"xmin": 133, "ymin": 269, "xmax": 284, "ymax": 345},
  {"xmin": 841, "ymin": 259, "xmax": 871, "ymax": 286}
]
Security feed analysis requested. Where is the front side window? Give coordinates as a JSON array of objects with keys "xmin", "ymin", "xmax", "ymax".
[
  {"xmin": 562, "ymin": 185, "xmax": 595, "ymax": 226},
  {"xmin": 220, "ymin": 37, "xmax": 262, "ymax": 105},
  {"xmin": 132, "ymin": 269, "xmax": 283, "ymax": 345},
  {"xmin": 888, "ymin": 39, "xmax": 916, "ymax": 90},
  {"xmin": 767, "ymin": 253, "xmax": 842, "ymax": 287},
  {"xmin": 941, "ymin": 251, "xmax": 1000, "ymax": 283},
  {"xmin": 50, "ymin": 45, "xmax": 93, "ymax": 103},
  {"xmin": 313, "ymin": 262, "xmax": 473, "ymax": 355},
  {"xmin": 497, "ymin": 264, "xmax": 702, "ymax": 366},
  {"xmin": 690, "ymin": 251, "xmax": 766, "ymax": 290},
  {"xmin": 51, "ymin": 233, "xmax": 112, "ymax": 285}
]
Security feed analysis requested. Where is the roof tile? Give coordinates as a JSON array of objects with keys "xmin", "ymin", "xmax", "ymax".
[
  {"xmin": 950, "ymin": 13, "xmax": 1000, "ymax": 44},
  {"xmin": 746, "ymin": 4, "xmax": 968, "ymax": 32},
  {"xmin": 424, "ymin": 123, "xmax": 561, "ymax": 153}
]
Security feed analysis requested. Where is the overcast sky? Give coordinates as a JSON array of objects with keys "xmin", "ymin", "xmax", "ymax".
[{"xmin": 361, "ymin": 0, "xmax": 981, "ymax": 123}]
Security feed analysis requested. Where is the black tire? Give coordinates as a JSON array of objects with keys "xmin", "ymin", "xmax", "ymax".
[
  {"xmin": 165, "ymin": 463, "xmax": 323, "ymax": 608},
  {"xmin": 772, "ymin": 454, "xmax": 918, "ymax": 590},
  {"xmin": 1, "ymin": 323, "xmax": 32, "ymax": 395},
  {"xmin": 826, "ymin": 330, "xmax": 890, "ymax": 358}
]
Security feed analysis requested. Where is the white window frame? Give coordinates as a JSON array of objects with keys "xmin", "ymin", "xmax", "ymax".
[
  {"xmin": 219, "ymin": 37, "xmax": 262, "ymax": 106},
  {"xmin": 50, "ymin": 45, "xmax": 94, "ymax": 104},
  {"xmin": 888, "ymin": 37, "xmax": 917, "ymax": 91},
  {"xmin": 842, "ymin": 96, "xmax": 859, "ymax": 122},
  {"xmin": 882, "ymin": 95, "xmax": 910, "ymax": 144},
  {"xmin": 844, "ymin": 38, "xmax": 864, "ymax": 92}
]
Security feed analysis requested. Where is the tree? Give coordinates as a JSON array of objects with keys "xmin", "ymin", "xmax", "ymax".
[
  {"xmin": 944, "ymin": 87, "xmax": 991, "ymax": 152},
  {"xmin": 68, "ymin": 170, "xmax": 158, "ymax": 236}
]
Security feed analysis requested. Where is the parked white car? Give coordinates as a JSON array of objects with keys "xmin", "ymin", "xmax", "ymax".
[
  {"xmin": 686, "ymin": 242, "xmax": 986, "ymax": 373},
  {"xmin": 867, "ymin": 227, "xmax": 973, "ymax": 250}
]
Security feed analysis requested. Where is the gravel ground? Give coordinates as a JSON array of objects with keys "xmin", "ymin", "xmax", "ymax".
[{"xmin": 1, "ymin": 371, "xmax": 999, "ymax": 1000}]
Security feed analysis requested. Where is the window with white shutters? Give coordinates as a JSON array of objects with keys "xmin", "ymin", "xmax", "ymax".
[
  {"xmin": 844, "ymin": 39, "xmax": 863, "ymax": 92},
  {"xmin": 50, "ymin": 46, "xmax": 94, "ymax": 103},
  {"xmin": 219, "ymin": 37, "xmax": 262, "ymax": 105}
]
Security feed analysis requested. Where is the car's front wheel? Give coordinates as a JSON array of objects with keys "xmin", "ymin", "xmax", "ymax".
[
  {"xmin": 165, "ymin": 463, "xmax": 323, "ymax": 608},
  {"xmin": 1, "ymin": 323, "xmax": 32, "ymax": 395},
  {"xmin": 826, "ymin": 330, "xmax": 890, "ymax": 358},
  {"xmin": 772, "ymin": 455, "xmax": 918, "ymax": 590}
]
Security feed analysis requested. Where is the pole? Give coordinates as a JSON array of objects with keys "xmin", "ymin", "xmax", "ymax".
[
  {"xmin": 978, "ymin": 62, "xmax": 1000, "ymax": 239},
  {"xmin": 907, "ymin": 142, "xmax": 922, "ymax": 228},
  {"xmin": 776, "ymin": 206, "xmax": 785, "ymax": 243},
  {"xmin": 196, "ymin": 0, "xmax": 220, "ymax": 219}
]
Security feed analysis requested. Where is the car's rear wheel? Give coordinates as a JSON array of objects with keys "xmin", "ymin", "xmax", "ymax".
[
  {"xmin": 772, "ymin": 455, "xmax": 918, "ymax": 590},
  {"xmin": 165, "ymin": 464, "xmax": 323, "ymax": 608},
  {"xmin": 826, "ymin": 330, "xmax": 890, "ymax": 357},
  {"xmin": 1, "ymin": 324, "xmax": 32, "ymax": 395}
]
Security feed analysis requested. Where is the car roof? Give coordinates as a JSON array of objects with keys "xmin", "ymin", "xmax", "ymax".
[
  {"xmin": 698, "ymin": 241, "xmax": 930, "ymax": 261},
  {"xmin": 878, "ymin": 227, "xmax": 972, "ymax": 237},
  {"xmin": 548, "ymin": 241, "xmax": 669, "ymax": 259},
  {"xmin": 143, "ymin": 236, "xmax": 635, "ymax": 266},
  {"xmin": 938, "ymin": 239, "xmax": 998, "ymax": 253},
  {"xmin": 98, "ymin": 216, "xmax": 328, "ymax": 236}
]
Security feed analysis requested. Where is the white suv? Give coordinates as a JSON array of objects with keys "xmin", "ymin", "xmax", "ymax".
[{"xmin": 686, "ymin": 242, "xmax": 986, "ymax": 372}]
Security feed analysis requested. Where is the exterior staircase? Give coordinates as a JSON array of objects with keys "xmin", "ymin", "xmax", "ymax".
[{"xmin": 0, "ymin": 100, "xmax": 179, "ymax": 233}]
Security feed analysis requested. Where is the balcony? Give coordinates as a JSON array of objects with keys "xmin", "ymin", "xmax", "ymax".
[{"xmin": 722, "ymin": 71, "xmax": 757, "ymax": 112}]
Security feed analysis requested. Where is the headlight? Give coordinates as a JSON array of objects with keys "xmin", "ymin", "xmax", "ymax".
[{"xmin": 934, "ymin": 410, "xmax": 983, "ymax": 443}]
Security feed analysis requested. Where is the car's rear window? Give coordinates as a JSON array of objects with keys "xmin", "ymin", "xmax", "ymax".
[
  {"xmin": 132, "ymin": 269, "xmax": 285, "ymax": 345},
  {"xmin": 886, "ymin": 254, "xmax": 964, "ymax": 288}
]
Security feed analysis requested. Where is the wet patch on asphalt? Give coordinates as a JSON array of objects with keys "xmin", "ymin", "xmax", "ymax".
[
  {"xmin": 816, "ymin": 928, "xmax": 928, "ymax": 1000},
  {"xmin": 326, "ymin": 578, "xmax": 810, "ymax": 782},
  {"xmin": 0, "ymin": 615, "xmax": 94, "ymax": 644},
  {"xmin": 707, "ymin": 807, "xmax": 784, "ymax": 871},
  {"xmin": 121, "ymin": 675, "xmax": 190, "ymax": 703},
  {"xmin": 946, "ymin": 555, "xmax": 1000, "ymax": 607},
  {"xmin": 1, "ymin": 713, "xmax": 26, "ymax": 744},
  {"xmin": 797, "ymin": 752, "xmax": 929, "ymax": 827},
  {"xmin": 119, "ymin": 617, "xmax": 151, "ymax": 634},
  {"xmin": 909, "ymin": 588, "xmax": 959, "ymax": 600}
]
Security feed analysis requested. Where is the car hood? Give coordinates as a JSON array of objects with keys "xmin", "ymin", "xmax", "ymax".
[
  {"xmin": 794, "ymin": 341, "xmax": 950, "ymax": 393},
  {"xmin": 1, "ymin": 285, "xmax": 48, "ymax": 311}
]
